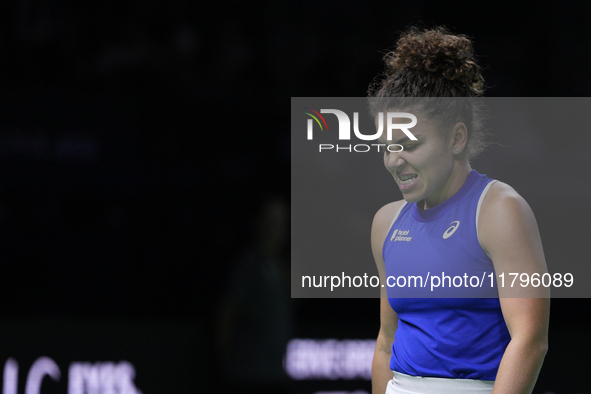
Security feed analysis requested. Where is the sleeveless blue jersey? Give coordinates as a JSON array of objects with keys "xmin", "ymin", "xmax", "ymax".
[{"xmin": 383, "ymin": 169, "xmax": 511, "ymax": 380}]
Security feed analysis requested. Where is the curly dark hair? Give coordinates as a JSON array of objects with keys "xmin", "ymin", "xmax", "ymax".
[{"xmin": 368, "ymin": 27, "xmax": 489, "ymax": 160}]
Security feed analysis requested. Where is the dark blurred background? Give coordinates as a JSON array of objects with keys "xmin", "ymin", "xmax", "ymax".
[{"xmin": 0, "ymin": 1, "xmax": 589, "ymax": 393}]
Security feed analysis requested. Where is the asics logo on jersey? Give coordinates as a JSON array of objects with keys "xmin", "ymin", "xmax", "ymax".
[
  {"xmin": 443, "ymin": 221, "xmax": 460, "ymax": 239},
  {"xmin": 391, "ymin": 229, "xmax": 412, "ymax": 242}
]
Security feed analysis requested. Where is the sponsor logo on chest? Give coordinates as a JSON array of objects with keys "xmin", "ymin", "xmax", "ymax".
[{"xmin": 390, "ymin": 229, "xmax": 412, "ymax": 242}]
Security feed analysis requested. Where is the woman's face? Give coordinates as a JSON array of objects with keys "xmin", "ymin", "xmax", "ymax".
[{"xmin": 377, "ymin": 112, "xmax": 461, "ymax": 208}]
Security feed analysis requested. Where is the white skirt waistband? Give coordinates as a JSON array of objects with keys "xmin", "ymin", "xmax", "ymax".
[{"xmin": 386, "ymin": 371, "xmax": 494, "ymax": 394}]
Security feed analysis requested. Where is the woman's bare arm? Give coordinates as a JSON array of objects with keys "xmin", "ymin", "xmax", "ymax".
[
  {"xmin": 479, "ymin": 183, "xmax": 550, "ymax": 394},
  {"xmin": 371, "ymin": 201, "xmax": 403, "ymax": 394}
]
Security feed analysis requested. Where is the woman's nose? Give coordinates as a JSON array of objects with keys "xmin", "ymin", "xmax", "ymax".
[{"xmin": 385, "ymin": 151, "xmax": 405, "ymax": 170}]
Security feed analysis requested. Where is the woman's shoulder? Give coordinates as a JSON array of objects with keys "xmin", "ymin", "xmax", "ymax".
[
  {"xmin": 482, "ymin": 181, "xmax": 529, "ymax": 211},
  {"xmin": 479, "ymin": 180, "xmax": 534, "ymax": 226},
  {"xmin": 374, "ymin": 199, "xmax": 407, "ymax": 224},
  {"xmin": 371, "ymin": 200, "xmax": 407, "ymax": 266},
  {"xmin": 478, "ymin": 180, "xmax": 548, "ymax": 298},
  {"xmin": 478, "ymin": 180, "xmax": 539, "ymax": 250},
  {"xmin": 372, "ymin": 200, "xmax": 407, "ymax": 243}
]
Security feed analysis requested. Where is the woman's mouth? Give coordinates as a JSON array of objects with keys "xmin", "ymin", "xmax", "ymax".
[{"xmin": 397, "ymin": 174, "xmax": 418, "ymax": 190}]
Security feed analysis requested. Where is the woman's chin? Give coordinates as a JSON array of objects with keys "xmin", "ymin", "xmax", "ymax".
[{"xmin": 402, "ymin": 193, "xmax": 423, "ymax": 204}]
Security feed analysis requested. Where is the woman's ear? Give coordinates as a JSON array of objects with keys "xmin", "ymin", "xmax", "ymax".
[{"xmin": 451, "ymin": 122, "xmax": 468, "ymax": 154}]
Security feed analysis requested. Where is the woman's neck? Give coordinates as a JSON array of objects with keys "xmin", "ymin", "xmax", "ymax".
[{"xmin": 422, "ymin": 161, "xmax": 472, "ymax": 209}]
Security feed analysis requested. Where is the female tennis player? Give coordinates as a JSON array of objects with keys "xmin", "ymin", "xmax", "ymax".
[{"xmin": 369, "ymin": 27, "xmax": 549, "ymax": 394}]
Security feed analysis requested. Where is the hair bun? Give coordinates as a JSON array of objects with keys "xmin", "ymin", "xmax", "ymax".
[
  {"xmin": 385, "ymin": 27, "xmax": 484, "ymax": 96},
  {"xmin": 368, "ymin": 27, "xmax": 490, "ymax": 160}
]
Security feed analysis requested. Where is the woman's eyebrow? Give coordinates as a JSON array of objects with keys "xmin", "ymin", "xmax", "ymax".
[{"xmin": 394, "ymin": 134, "xmax": 422, "ymax": 144}]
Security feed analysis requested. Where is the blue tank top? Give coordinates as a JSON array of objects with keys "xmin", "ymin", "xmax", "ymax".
[{"xmin": 383, "ymin": 170, "xmax": 511, "ymax": 380}]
